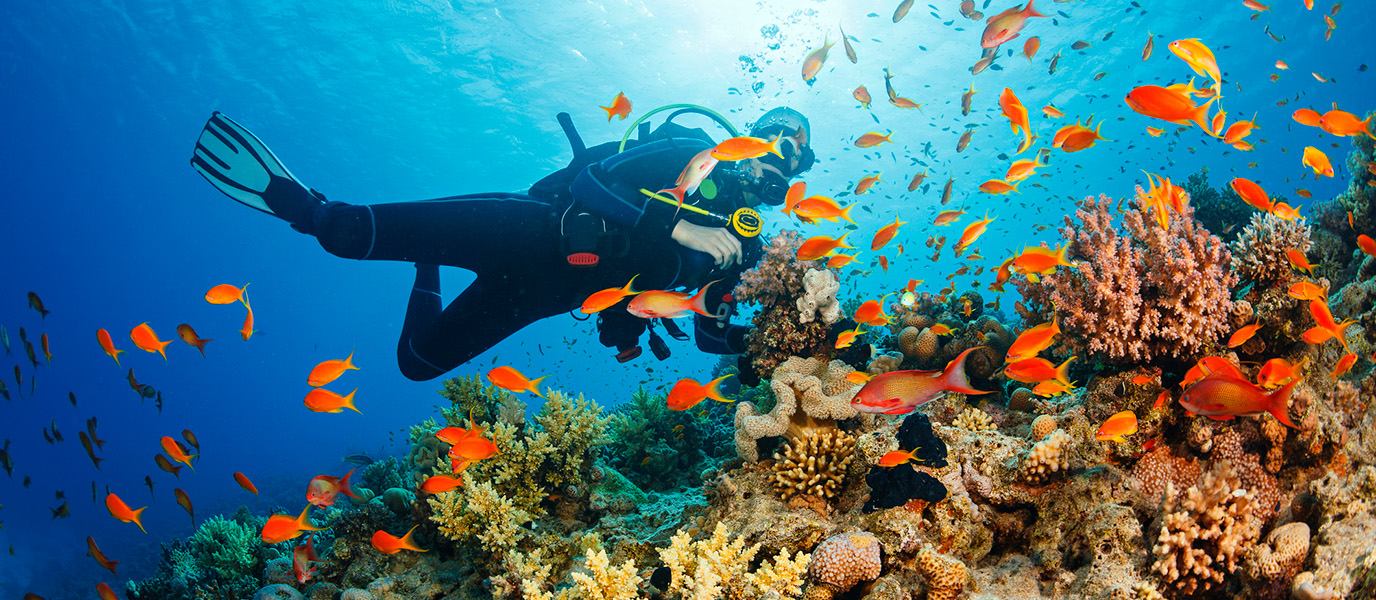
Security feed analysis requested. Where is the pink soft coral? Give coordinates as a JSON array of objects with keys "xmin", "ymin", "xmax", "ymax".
[
  {"xmin": 1015, "ymin": 191, "xmax": 1238, "ymax": 363},
  {"xmin": 735, "ymin": 230, "xmax": 820, "ymax": 306}
]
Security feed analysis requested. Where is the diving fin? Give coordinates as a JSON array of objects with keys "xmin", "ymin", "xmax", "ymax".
[{"xmin": 190, "ymin": 112, "xmax": 324, "ymax": 230}]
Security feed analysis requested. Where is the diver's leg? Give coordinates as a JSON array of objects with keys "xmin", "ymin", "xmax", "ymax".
[{"xmin": 312, "ymin": 193, "xmax": 556, "ymax": 270}]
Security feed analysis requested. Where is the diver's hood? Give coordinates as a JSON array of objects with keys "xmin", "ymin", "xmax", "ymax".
[{"xmin": 749, "ymin": 107, "xmax": 816, "ymax": 177}]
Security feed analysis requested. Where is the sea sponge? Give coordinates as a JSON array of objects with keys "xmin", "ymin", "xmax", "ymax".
[
  {"xmin": 953, "ymin": 407, "xmax": 995, "ymax": 432},
  {"xmin": 917, "ymin": 547, "xmax": 967, "ymax": 600},
  {"xmin": 1230, "ymin": 212, "xmax": 1313, "ymax": 287},
  {"xmin": 1021, "ymin": 429, "xmax": 1071, "ymax": 484},
  {"xmin": 773, "ymin": 429, "xmax": 856, "ymax": 500},
  {"xmin": 809, "ymin": 531, "xmax": 882, "ymax": 592},
  {"xmin": 797, "ymin": 268, "xmax": 842, "ymax": 325},
  {"xmin": 734, "ymin": 357, "xmax": 860, "ymax": 462},
  {"xmin": 1151, "ymin": 461, "xmax": 1262, "ymax": 596}
]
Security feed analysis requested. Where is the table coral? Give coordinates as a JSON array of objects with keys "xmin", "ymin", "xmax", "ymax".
[
  {"xmin": 1015, "ymin": 192, "xmax": 1237, "ymax": 364},
  {"xmin": 808, "ymin": 531, "xmax": 881, "ymax": 592},
  {"xmin": 1151, "ymin": 461, "xmax": 1262, "ymax": 596},
  {"xmin": 797, "ymin": 268, "xmax": 842, "ymax": 325}
]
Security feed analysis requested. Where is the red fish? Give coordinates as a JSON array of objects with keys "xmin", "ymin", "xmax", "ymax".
[
  {"xmin": 372, "ymin": 525, "xmax": 428, "ymax": 554},
  {"xmin": 1180, "ymin": 372, "xmax": 1299, "ymax": 429},
  {"xmin": 175, "ymin": 324, "xmax": 212, "ymax": 358},
  {"xmin": 981, "ymin": 1, "xmax": 1046, "ymax": 49},
  {"xmin": 308, "ymin": 351, "xmax": 359, "ymax": 387},
  {"xmin": 878, "ymin": 448, "xmax": 923, "ymax": 467},
  {"xmin": 240, "ymin": 298, "xmax": 257, "ymax": 341},
  {"xmin": 1006, "ymin": 318, "xmax": 1059, "ymax": 362},
  {"xmin": 1331, "ymin": 352, "xmax": 1358, "ymax": 378},
  {"xmin": 293, "ymin": 535, "xmax": 320, "ymax": 583},
  {"xmin": 1004, "ymin": 356, "xmax": 1076, "ymax": 385},
  {"xmin": 96, "ymin": 328, "xmax": 125, "ymax": 366},
  {"xmin": 105, "ymin": 493, "xmax": 147, "ymax": 534},
  {"xmin": 666, "ymin": 375, "xmax": 732, "ymax": 411},
  {"xmin": 711, "ymin": 136, "xmax": 784, "ymax": 162},
  {"xmin": 420, "ymin": 474, "xmax": 466, "ymax": 494},
  {"xmin": 97, "ymin": 583, "xmax": 118, "ymax": 600},
  {"xmin": 306, "ymin": 468, "xmax": 359, "ymax": 508},
  {"xmin": 1227, "ymin": 321, "xmax": 1262, "ymax": 348},
  {"xmin": 261, "ymin": 505, "xmax": 326, "ymax": 544},
  {"xmin": 851, "ymin": 348, "xmax": 992, "ymax": 415},
  {"xmin": 1126, "ymin": 86, "xmax": 1217, "ymax": 134},
  {"xmin": 87, "ymin": 537, "xmax": 119, "ymax": 575},
  {"xmin": 234, "ymin": 472, "xmax": 259, "ymax": 495},
  {"xmin": 599, "ymin": 92, "xmax": 632, "ymax": 121},
  {"xmin": 160, "ymin": 436, "xmax": 197, "ymax": 471},
  {"xmin": 855, "ymin": 131, "xmax": 894, "ymax": 148}
]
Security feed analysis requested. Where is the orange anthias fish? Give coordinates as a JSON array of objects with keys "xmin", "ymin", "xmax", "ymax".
[
  {"xmin": 1286, "ymin": 249, "xmax": 1316, "ymax": 276},
  {"xmin": 827, "ymin": 254, "xmax": 860, "ymax": 268},
  {"xmin": 797, "ymin": 233, "xmax": 854, "ymax": 261},
  {"xmin": 261, "ymin": 505, "xmax": 326, "ymax": 544},
  {"xmin": 835, "ymin": 326, "xmax": 866, "ymax": 349},
  {"xmin": 175, "ymin": 324, "xmax": 212, "ymax": 358},
  {"xmin": 658, "ymin": 148, "xmax": 719, "ymax": 208},
  {"xmin": 852, "ymin": 295, "xmax": 893, "ymax": 327},
  {"xmin": 854, "ymin": 173, "xmax": 883, "ymax": 194},
  {"xmin": 981, "ymin": 0, "xmax": 1047, "ymax": 49},
  {"xmin": 1230, "ymin": 177, "xmax": 1275, "ymax": 212},
  {"xmin": 448, "ymin": 433, "xmax": 500, "ymax": 462},
  {"xmin": 1011, "ymin": 243, "xmax": 1073, "ymax": 277},
  {"xmin": 1228, "ymin": 321, "xmax": 1262, "ymax": 348},
  {"xmin": 871, "ymin": 216, "xmax": 907, "ymax": 251},
  {"xmin": 420, "ymin": 474, "xmax": 466, "ymax": 494},
  {"xmin": 979, "ymin": 179, "xmax": 1020, "ymax": 195},
  {"xmin": 372, "ymin": 525, "xmax": 428, "ymax": 555},
  {"xmin": 853, "ymin": 85, "xmax": 872, "ymax": 109},
  {"xmin": 665, "ymin": 374, "xmax": 732, "ymax": 411},
  {"xmin": 1332, "ymin": 352, "xmax": 1358, "ymax": 378},
  {"xmin": 174, "ymin": 488, "xmax": 195, "ymax": 527},
  {"xmin": 1052, "ymin": 118, "xmax": 1111, "ymax": 152},
  {"xmin": 627, "ymin": 282, "xmax": 719, "ymax": 319},
  {"xmin": 97, "ymin": 583, "xmax": 118, "ymax": 600},
  {"xmin": 954, "ymin": 213, "xmax": 995, "ymax": 254},
  {"xmin": 878, "ymin": 448, "xmax": 923, "ymax": 467},
  {"xmin": 308, "ymin": 351, "xmax": 359, "ymax": 387},
  {"xmin": 794, "ymin": 196, "xmax": 857, "ymax": 224},
  {"xmin": 307, "ymin": 468, "xmax": 359, "ymax": 508},
  {"xmin": 1256, "ymin": 357, "xmax": 1307, "ymax": 389},
  {"xmin": 130, "ymin": 323, "xmax": 172, "ymax": 360},
  {"xmin": 1004, "ymin": 356, "xmax": 1076, "ymax": 385},
  {"xmin": 852, "ymin": 348, "xmax": 992, "ymax": 414},
  {"xmin": 160, "ymin": 436, "xmax": 197, "ymax": 471},
  {"xmin": 1020, "ymin": 36, "xmax": 1040, "ymax": 63},
  {"xmin": 87, "ymin": 537, "xmax": 119, "ymax": 575},
  {"xmin": 1005, "ymin": 157, "xmax": 1045, "ymax": 182},
  {"xmin": 581, "ymin": 276, "xmax": 640, "ymax": 314},
  {"xmin": 303, "ymin": 388, "xmax": 361, "ymax": 414},
  {"xmin": 1288, "ymin": 280, "xmax": 1327, "ymax": 301},
  {"xmin": 1223, "ymin": 114, "xmax": 1260, "ymax": 146},
  {"xmin": 240, "ymin": 298, "xmax": 257, "ymax": 341},
  {"xmin": 27, "ymin": 291, "xmax": 49, "ymax": 318},
  {"xmin": 961, "ymin": 83, "xmax": 979, "ymax": 116},
  {"xmin": 781, "ymin": 181, "xmax": 807, "ymax": 216},
  {"xmin": 293, "ymin": 535, "xmax": 320, "ymax": 584},
  {"xmin": 1303, "ymin": 299, "xmax": 1355, "ymax": 350},
  {"xmin": 801, "ymin": 34, "xmax": 836, "ymax": 82},
  {"xmin": 908, "ymin": 169, "xmax": 930, "ymax": 192},
  {"xmin": 998, "ymin": 88, "xmax": 1033, "ymax": 146},
  {"xmin": 1095, "ymin": 410, "xmax": 1138, "ymax": 442},
  {"xmin": 599, "ymin": 92, "xmax": 632, "ymax": 121},
  {"xmin": 105, "ymin": 493, "xmax": 147, "ymax": 533},
  {"xmin": 712, "ymin": 136, "xmax": 784, "ymax": 162},
  {"xmin": 1180, "ymin": 371, "xmax": 1299, "ymax": 429},
  {"xmin": 487, "ymin": 366, "xmax": 548, "ymax": 397},
  {"xmin": 155, "ymin": 453, "xmax": 183, "ymax": 478},
  {"xmin": 934, "ymin": 209, "xmax": 966, "ymax": 226},
  {"xmin": 1033, "ymin": 379, "xmax": 1077, "ymax": 397},
  {"xmin": 205, "ymin": 283, "xmax": 249, "ymax": 305},
  {"xmin": 1357, "ymin": 234, "xmax": 1376, "ymax": 258},
  {"xmin": 1318, "ymin": 109, "xmax": 1375, "ymax": 139},
  {"xmin": 1042, "ymin": 104, "xmax": 1064, "ymax": 119},
  {"xmin": 1168, "ymin": 38, "xmax": 1222, "ymax": 91},
  {"xmin": 1182, "ymin": 356, "xmax": 1245, "ymax": 387},
  {"xmin": 1302, "ymin": 146, "xmax": 1335, "ymax": 177},
  {"xmin": 1292, "ymin": 108, "xmax": 1322, "ymax": 127},
  {"xmin": 96, "ymin": 328, "xmax": 124, "ymax": 366},
  {"xmin": 234, "ymin": 472, "xmax": 259, "ymax": 495},
  {"xmin": 855, "ymin": 131, "xmax": 895, "ymax": 148},
  {"xmin": 40, "ymin": 333, "xmax": 51, "ymax": 363},
  {"xmin": 1126, "ymin": 86, "xmax": 1217, "ymax": 135}
]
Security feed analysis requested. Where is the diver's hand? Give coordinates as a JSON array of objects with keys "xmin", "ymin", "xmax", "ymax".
[{"xmin": 671, "ymin": 221, "xmax": 743, "ymax": 268}]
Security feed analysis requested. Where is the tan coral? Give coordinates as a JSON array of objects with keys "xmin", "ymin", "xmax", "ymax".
[
  {"xmin": 866, "ymin": 352, "xmax": 904, "ymax": 375},
  {"xmin": 797, "ymin": 268, "xmax": 842, "ymax": 325},
  {"xmin": 1021, "ymin": 429, "xmax": 1071, "ymax": 484},
  {"xmin": 734, "ymin": 357, "xmax": 861, "ymax": 462},
  {"xmin": 1130, "ymin": 446, "xmax": 1202, "ymax": 504},
  {"xmin": 659, "ymin": 523, "xmax": 809, "ymax": 600},
  {"xmin": 900, "ymin": 326, "xmax": 940, "ymax": 363},
  {"xmin": 1246, "ymin": 522, "xmax": 1310, "ymax": 584},
  {"xmin": 1029, "ymin": 415, "xmax": 1057, "ymax": 442},
  {"xmin": 917, "ymin": 547, "xmax": 967, "ymax": 600},
  {"xmin": 568, "ymin": 548, "xmax": 641, "ymax": 600},
  {"xmin": 953, "ymin": 407, "xmax": 996, "ymax": 432},
  {"xmin": 808, "ymin": 531, "xmax": 882, "ymax": 592},
  {"xmin": 1151, "ymin": 461, "xmax": 1262, "ymax": 596},
  {"xmin": 773, "ymin": 429, "xmax": 856, "ymax": 501}
]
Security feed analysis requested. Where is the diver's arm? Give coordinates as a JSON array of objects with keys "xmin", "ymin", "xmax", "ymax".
[
  {"xmin": 672, "ymin": 221, "xmax": 742, "ymax": 268},
  {"xmin": 569, "ymin": 138, "xmax": 711, "ymax": 236}
]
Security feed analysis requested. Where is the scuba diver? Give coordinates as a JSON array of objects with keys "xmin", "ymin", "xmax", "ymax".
[{"xmin": 190, "ymin": 105, "xmax": 824, "ymax": 382}]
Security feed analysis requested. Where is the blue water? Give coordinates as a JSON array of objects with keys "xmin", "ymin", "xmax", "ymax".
[{"xmin": 0, "ymin": 0, "xmax": 1368, "ymax": 597}]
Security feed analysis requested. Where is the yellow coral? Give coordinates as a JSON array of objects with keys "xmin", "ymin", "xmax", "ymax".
[
  {"xmin": 426, "ymin": 472, "xmax": 532, "ymax": 554},
  {"xmin": 744, "ymin": 549, "xmax": 811, "ymax": 599},
  {"xmin": 917, "ymin": 547, "xmax": 967, "ymax": 600},
  {"xmin": 953, "ymin": 407, "xmax": 996, "ymax": 432},
  {"xmin": 569, "ymin": 548, "xmax": 641, "ymax": 600},
  {"xmin": 658, "ymin": 523, "xmax": 807, "ymax": 600},
  {"xmin": 772, "ymin": 429, "xmax": 855, "ymax": 500}
]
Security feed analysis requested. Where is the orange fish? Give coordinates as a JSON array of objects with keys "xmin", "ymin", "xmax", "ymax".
[
  {"xmin": 1095, "ymin": 410, "xmax": 1138, "ymax": 442},
  {"xmin": 261, "ymin": 505, "xmax": 326, "ymax": 544},
  {"xmin": 853, "ymin": 85, "xmax": 872, "ymax": 109},
  {"xmin": 1020, "ymin": 36, "xmax": 1041, "ymax": 63},
  {"xmin": 794, "ymin": 196, "xmax": 857, "ymax": 224},
  {"xmin": 96, "ymin": 328, "xmax": 125, "ymax": 366},
  {"xmin": 1288, "ymin": 280, "xmax": 1327, "ymax": 301},
  {"xmin": 174, "ymin": 488, "xmax": 195, "ymax": 527},
  {"xmin": 1331, "ymin": 352, "xmax": 1358, "ymax": 378},
  {"xmin": 581, "ymin": 276, "xmax": 640, "ymax": 314},
  {"xmin": 130, "ymin": 323, "xmax": 172, "ymax": 360},
  {"xmin": 781, "ymin": 182, "xmax": 807, "ymax": 216},
  {"xmin": 307, "ymin": 468, "xmax": 359, "ymax": 508},
  {"xmin": 852, "ymin": 295, "xmax": 893, "ymax": 327},
  {"xmin": 372, "ymin": 525, "xmax": 428, "ymax": 555},
  {"xmin": 908, "ymin": 169, "xmax": 930, "ymax": 192},
  {"xmin": 1223, "ymin": 114, "xmax": 1260, "ymax": 145},
  {"xmin": 487, "ymin": 366, "xmax": 547, "ymax": 397},
  {"xmin": 599, "ymin": 92, "xmax": 632, "ymax": 121},
  {"xmin": 1154, "ymin": 389, "xmax": 1171, "ymax": 408},
  {"xmin": 233, "ymin": 472, "xmax": 259, "ymax": 495},
  {"xmin": 1168, "ymin": 38, "xmax": 1222, "ymax": 91},
  {"xmin": 205, "ymin": 283, "xmax": 249, "ymax": 305},
  {"xmin": 953, "ymin": 212, "xmax": 995, "ymax": 254},
  {"xmin": 801, "ymin": 34, "xmax": 836, "ymax": 82},
  {"xmin": 1243, "ymin": 0, "xmax": 1270, "ymax": 10},
  {"xmin": 627, "ymin": 282, "xmax": 719, "ymax": 319},
  {"xmin": 155, "ymin": 453, "xmax": 183, "ymax": 479},
  {"xmin": 1032, "ymin": 379, "xmax": 1076, "ymax": 397},
  {"xmin": 852, "ymin": 348, "xmax": 992, "ymax": 414},
  {"xmin": 240, "ymin": 298, "xmax": 257, "ymax": 341},
  {"xmin": 1131, "ymin": 373, "xmax": 1157, "ymax": 385},
  {"xmin": 1302, "ymin": 299, "xmax": 1354, "ymax": 350},
  {"xmin": 160, "ymin": 436, "xmax": 197, "ymax": 471},
  {"xmin": 665, "ymin": 374, "xmax": 732, "ymax": 411},
  {"xmin": 1125, "ymin": 85, "xmax": 1218, "ymax": 134},
  {"xmin": 1292, "ymin": 108, "xmax": 1322, "ymax": 127},
  {"xmin": 835, "ymin": 326, "xmax": 867, "ymax": 349},
  {"xmin": 797, "ymin": 233, "xmax": 854, "ymax": 261},
  {"xmin": 1004, "ymin": 157, "xmax": 1045, "ymax": 182},
  {"xmin": 1302, "ymin": 146, "xmax": 1334, "ymax": 177},
  {"xmin": 1042, "ymin": 104, "xmax": 1064, "ymax": 119},
  {"xmin": 1011, "ymin": 244, "xmax": 1073, "ymax": 277},
  {"xmin": 293, "ymin": 535, "xmax": 320, "ymax": 584},
  {"xmin": 448, "ymin": 434, "xmax": 500, "ymax": 462},
  {"xmin": 981, "ymin": 0, "xmax": 1047, "ymax": 48},
  {"xmin": 39, "ymin": 333, "xmax": 51, "ymax": 364},
  {"xmin": 1146, "ymin": 126, "xmax": 1165, "ymax": 137},
  {"xmin": 1052, "ymin": 118, "xmax": 1110, "ymax": 152},
  {"xmin": 658, "ymin": 148, "xmax": 719, "ymax": 208},
  {"xmin": 420, "ymin": 474, "xmax": 466, "ymax": 494},
  {"xmin": 1269, "ymin": 202, "xmax": 1302, "ymax": 222},
  {"xmin": 1228, "ymin": 321, "xmax": 1262, "ymax": 348},
  {"xmin": 941, "ymin": 177, "xmax": 956, "ymax": 205},
  {"xmin": 97, "ymin": 583, "xmax": 118, "ymax": 600},
  {"xmin": 712, "ymin": 135, "xmax": 784, "ymax": 162},
  {"xmin": 175, "ymin": 324, "xmax": 212, "ymax": 358},
  {"xmin": 934, "ymin": 209, "xmax": 966, "ymax": 226},
  {"xmin": 929, "ymin": 324, "xmax": 955, "ymax": 336},
  {"xmin": 308, "ymin": 351, "xmax": 359, "ymax": 387},
  {"xmin": 1004, "ymin": 356, "xmax": 1076, "ymax": 385},
  {"xmin": 304, "ymin": 388, "xmax": 361, "ymax": 414},
  {"xmin": 979, "ymin": 179, "xmax": 1020, "ymax": 195},
  {"xmin": 105, "ymin": 493, "xmax": 147, "ymax": 534},
  {"xmin": 1256, "ymin": 357, "xmax": 1307, "ymax": 389},
  {"xmin": 957, "ymin": 129, "xmax": 976, "ymax": 153},
  {"xmin": 1286, "ymin": 249, "xmax": 1316, "ymax": 276},
  {"xmin": 961, "ymin": 83, "xmax": 979, "ymax": 116},
  {"xmin": 878, "ymin": 448, "xmax": 922, "ymax": 467},
  {"xmin": 1142, "ymin": 31, "xmax": 1154, "ymax": 60},
  {"xmin": 856, "ymin": 131, "xmax": 894, "ymax": 148},
  {"xmin": 87, "ymin": 537, "xmax": 118, "ymax": 575},
  {"xmin": 854, "ymin": 173, "xmax": 883, "ymax": 194},
  {"xmin": 1357, "ymin": 234, "xmax": 1376, "ymax": 258},
  {"xmin": 1318, "ymin": 109, "xmax": 1374, "ymax": 138},
  {"xmin": 845, "ymin": 372, "xmax": 874, "ymax": 385},
  {"xmin": 871, "ymin": 216, "xmax": 907, "ymax": 251},
  {"xmin": 1180, "ymin": 371, "xmax": 1299, "ymax": 428},
  {"xmin": 827, "ymin": 254, "xmax": 860, "ymax": 268},
  {"xmin": 1229, "ymin": 177, "xmax": 1274, "ymax": 212}
]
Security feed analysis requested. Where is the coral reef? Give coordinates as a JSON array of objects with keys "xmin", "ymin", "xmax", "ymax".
[
  {"xmin": 917, "ymin": 547, "xmax": 967, "ymax": 600},
  {"xmin": 809, "ymin": 531, "xmax": 881, "ymax": 592},
  {"xmin": 737, "ymin": 231, "xmax": 833, "ymax": 377},
  {"xmin": 605, "ymin": 386, "xmax": 735, "ymax": 492},
  {"xmin": 1184, "ymin": 169, "xmax": 1253, "ymax": 245},
  {"xmin": 733, "ymin": 357, "xmax": 861, "ymax": 463},
  {"xmin": 128, "ymin": 512, "xmax": 264, "ymax": 600},
  {"xmin": 1021, "ymin": 429, "xmax": 1071, "ymax": 484},
  {"xmin": 772, "ymin": 428, "xmax": 855, "ymax": 502},
  {"xmin": 1151, "ymin": 462, "xmax": 1262, "ymax": 596},
  {"xmin": 1016, "ymin": 192, "xmax": 1238, "ymax": 365},
  {"xmin": 658, "ymin": 522, "xmax": 811, "ymax": 600},
  {"xmin": 1230, "ymin": 212, "xmax": 1313, "ymax": 288},
  {"xmin": 796, "ymin": 268, "xmax": 842, "ymax": 325}
]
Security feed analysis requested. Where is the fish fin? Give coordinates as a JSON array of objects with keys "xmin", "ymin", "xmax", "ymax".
[
  {"xmin": 401, "ymin": 525, "xmax": 428, "ymax": 552},
  {"xmin": 942, "ymin": 348, "xmax": 993, "ymax": 395},
  {"xmin": 705, "ymin": 374, "xmax": 733, "ymax": 403},
  {"xmin": 344, "ymin": 350, "xmax": 357, "ymax": 371},
  {"xmin": 656, "ymin": 187, "xmax": 686, "ymax": 217},
  {"xmin": 1269, "ymin": 380, "xmax": 1300, "ymax": 429},
  {"xmin": 688, "ymin": 280, "xmax": 722, "ymax": 318},
  {"xmin": 1206, "ymin": 414, "xmax": 1236, "ymax": 421},
  {"xmin": 1023, "ymin": 0, "xmax": 1046, "ymax": 18},
  {"xmin": 339, "ymin": 467, "xmax": 361, "ymax": 499},
  {"xmin": 622, "ymin": 274, "xmax": 640, "ymax": 294},
  {"xmin": 840, "ymin": 204, "xmax": 856, "ymax": 225},
  {"xmin": 1054, "ymin": 356, "xmax": 1077, "ymax": 385},
  {"xmin": 344, "ymin": 389, "xmax": 362, "ymax": 414},
  {"xmin": 529, "ymin": 375, "xmax": 549, "ymax": 399},
  {"xmin": 600, "ymin": 104, "xmax": 616, "ymax": 121},
  {"xmin": 132, "ymin": 506, "xmax": 147, "ymax": 534}
]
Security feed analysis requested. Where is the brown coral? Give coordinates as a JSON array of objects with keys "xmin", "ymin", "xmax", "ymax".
[
  {"xmin": 1230, "ymin": 212, "xmax": 1313, "ymax": 287},
  {"xmin": 1246, "ymin": 522, "xmax": 1310, "ymax": 585},
  {"xmin": 809, "ymin": 531, "xmax": 882, "ymax": 592},
  {"xmin": 1131, "ymin": 446, "xmax": 1203, "ymax": 505},
  {"xmin": 917, "ymin": 547, "xmax": 967, "ymax": 600},
  {"xmin": 734, "ymin": 357, "xmax": 861, "ymax": 462},
  {"xmin": 773, "ymin": 429, "xmax": 856, "ymax": 501},
  {"xmin": 1151, "ymin": 462, "xmax": 1263, "ymax": 596},
  {"xmin": 900, "ymin": 326, "xmax": 940, "ymax": 363}
]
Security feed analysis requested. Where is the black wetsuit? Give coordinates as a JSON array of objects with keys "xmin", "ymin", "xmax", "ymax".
[{"xmin": 307, "ymin": 135, "xmax": 760, "ymax": 381}]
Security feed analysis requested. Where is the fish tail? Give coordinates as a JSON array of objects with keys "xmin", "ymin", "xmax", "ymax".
[
  {"xmin": 942, "ymin": 348, "xmax": 992, "ymax": 395},
  {"xmin": 622, "ymin": 274, "xmax": 640, "ymax": 294},
  {"xmin": 837, "ymin": 232, "xmax": 854, "ymax": 250},
  {"xmin": 705, "ymin": 374, "xmax": 733, "ymax": 403},
  {"xmin": 238, "ymin": 283, "xmax": 251, "ymax": 306},
  {"xmin": 528, "ymin": 375, "xmax": 549, "ymax": 398},
  {"xmin": 1023, "ymin": 0, "xmax": 1046, "ymax": 18},
  {"xmin": 340, "ymin": 467, "xmax": 361, "ymax": 498},
  {"xmin": 656, "ymin": 187, "xmax": 686, "ymax": 215},
  {"xmin": 768, "ymin": 135, "xmax": 785, "ymax": 160},
  {"xmin": 1191, "ymin": 96, "xmax": 1221, "ymax": 137},
  {"xmin": 344, "ymin": 350, "xmax": 357, "ymax": 371},
  {"xmin": 401, "ymin": 524, "xmax": 428, "ymax": 552},
  {"xmin": 600, "ymin": 104, "xmax": 616, "ymax": 121},
  {"xmin": 688, "ymin": 280, "xmax": 721, "ymax": 317},
  {"xmin": 1334, "ymin": 320, "xmax": 1354, "ymax": 352},
  {"xmin": 840, "ymin": 204, "xmax": 856, "ymax": 225},
  {"xmin": 132, "ymin": 507, "xmax": 147, "ymax": 534},
  {"xmin": 1055, "ymin": 356, "xmax": 1077, "ymax": 385},
  {"xmin": 113, "ymin": 348, "xmax": 123, "ymax": 366},
  {"xmin": 1269, "ymin": 380, "xmax": 1300, "ymax": 429}
]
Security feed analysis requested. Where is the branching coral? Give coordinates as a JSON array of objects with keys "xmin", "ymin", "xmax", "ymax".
[
  {"xmin": 1230, "ymin": 212, "xmax": 1313, "ymax": 288},
  {"xmin": 737, "ymin": 231, "xmax": 834, "ymax": 376},
  {"xmin": 427, "ymin": 473, "xmax": 532, "ymax": 555},
  {"xmin": 438, "ymin": 374, "xmax": 515, "ymax": 426},
  {"xmin": 1151, "ymin": 461, "xmax": 1262, "ymax": 596},
  {"xmin": 1021, "ymin": 429, "xmax": 1071, "ymax": 484},
  {"xmin": 605, "ymin": 387, "xmax": 734, "ymax": 492},
  {"xmin": 735, "ymin": 230, "xmax": 822, "ymax": 307},
  {"xmin": 772, "ymin": 428, "xmax": 855, "ymax": 501},
  {"xmin": 1016, "ymin": 192, "xmax": 1238, "ymax": 364},
  {"xmin": 568, "ymin": 548, "xmax": 641, "ymax": 600},
  {"xmin": 657, "ymin": 523, "xmax": 809, "ymax": 600}
]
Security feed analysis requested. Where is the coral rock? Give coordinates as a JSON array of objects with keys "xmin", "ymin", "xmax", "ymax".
[
  {"xmin": 1130, "ymin": 446, "xmax": 1203, "ymax": 505},
  {"xmin": 797, "ymin": 268, "xmax": 842, "ymax": 325},
  {"xmin": 253, "ymin": 584, "xmax": 305, "ymax": 600},
  {"xmin": 1231, "ymin": 212, "xmax": 1313, "ymax": 287},
  {"xmin": 809, "ymin": 531, "xmax": 882, "ymax": 592},
  {"xmin": 1246, "ymin": 522, "xmax": 1310, "ymax": 584},
  {"xmin": 1029, "ymin": 415, "xmax": 1057, "ymax": 442},
  {"xmin": 917, "ymin": 547, "xmax": 967, "ymax": 600}
]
